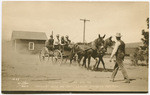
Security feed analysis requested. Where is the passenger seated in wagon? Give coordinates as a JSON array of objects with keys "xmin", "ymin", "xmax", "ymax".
[
  {"xmin": 54, "ymin": 34, "xmax": 61, "ymax": 50},
  {"xmin": 64, "ymin": 35, "xmax": 71, "ymax": 51},
  {"xmin": 60, "ymin": 36, "xmax": 65, "ymax": 52},
  {"xmin": 60, "ymin": 35, "xmax": 71, "ymax": 52},
  {"xmin": 45, "ymin": 35, "xmax": 54, "ymax": 53},
  {"xmin": 65, "ymin": 35, "xmax": 71, "ymax": 45}
]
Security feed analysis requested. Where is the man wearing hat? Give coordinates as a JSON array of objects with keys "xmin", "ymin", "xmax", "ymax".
[
  {"xmin": 61, "ymin": 36, "xmax": 65, "ymax": 45},
  {"xmin": 110, "ymin": 33, "xmax": 130, "ymax": 83},
  {"xmin": 65, "ymin": 35, "xmax": 71, "ymax": 45},
  {"xmin": 60, "ymin": 36, "xmax": 65, "ymax": 52},
  {"xmin": 65, "ymin": 35, "xmax": 71, "ymax": 51},
  {"xmin": 54, "ymin": 34, "xmax": 61, "ymax": 50},
  {"xmin": 55, "ymin": 34, "xmax": 60, "ymax": 45},
  {"xmin": 45, "ymin": 35, "xmax": 54, "ymax": 52}
]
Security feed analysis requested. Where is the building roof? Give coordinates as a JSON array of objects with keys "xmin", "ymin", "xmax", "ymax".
[{"xmin": 11, "ymin": 31, "xmax": 48, "ymax": 40}]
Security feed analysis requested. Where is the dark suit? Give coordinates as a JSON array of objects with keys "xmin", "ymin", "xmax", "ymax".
[{"xmin": 45, "ymin": 38, "xmax": 54, "ymax": 51}]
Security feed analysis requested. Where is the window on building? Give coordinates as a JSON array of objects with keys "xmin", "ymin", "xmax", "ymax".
[{"xmin": 29, "ymin": 42, "xmax": 34, "ymax": 50}]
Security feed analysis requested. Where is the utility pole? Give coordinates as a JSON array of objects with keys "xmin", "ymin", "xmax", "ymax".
[
  {"xmin": 80, "ymin": 19, "xmax": 90, "ymax": 43},
  {"xmin": 52, "ymin": 31, "xmax": 53, "ymax": 36}
]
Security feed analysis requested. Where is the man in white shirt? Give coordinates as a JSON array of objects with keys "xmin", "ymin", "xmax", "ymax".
[
  {"xmin": 54, "ymin": 34, "xmax": 61, "ymax": 50},
  {"xmin": 110, "ymin": 33, "xmax": 130, "ymax": 83},
  {"xmin": 54, "ymin": 34, "xmax": 60, "ymax": 45}
]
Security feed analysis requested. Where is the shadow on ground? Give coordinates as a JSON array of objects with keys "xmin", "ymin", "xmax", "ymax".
[
  {"xmin": 113, "ymin": 78, "xmax": 136, "ymax": 82},
  {"xmin": 91, "ymin": 68, "xmax": 114, "ymax": 72}
]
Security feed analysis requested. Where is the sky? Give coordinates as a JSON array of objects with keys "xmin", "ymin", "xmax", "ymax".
[{"xmin": 2, "ymin": 1, "xmax": 149, "ymax": 43}]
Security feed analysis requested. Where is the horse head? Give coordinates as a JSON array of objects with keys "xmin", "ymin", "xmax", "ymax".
[
  {"xmin": 98, "ymin": 34, "xmax": 105, "ymax": 42},
  {"xmin": 96, "ymin": 34, "xmax": 105, "ymax": 48},
  {"xmin": 97, "ymin": 36, "xmax": 114, "ymax": 54},
  {"xmin": 99, "ymin": 34, "xmax": 105, "ymax": 39},
  {"xmin": 104, "ymin": 36, "xmax": 114, "ymax": 48}
]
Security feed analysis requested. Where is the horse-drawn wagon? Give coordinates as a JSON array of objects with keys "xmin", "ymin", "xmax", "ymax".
[
  {"xmin": 39, "ymin": 44, "xmax": 73, "ymax": 64},
  {"xmin": 39, "ymin": 34, "xmax": 114, "ymax": 70}
]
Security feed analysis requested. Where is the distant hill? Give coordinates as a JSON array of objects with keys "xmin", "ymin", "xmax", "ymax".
[
  {"xmin": 125, "ymin": 42, "xmax": 143, "ymax": 55},
  {"xmin": 76, "ymin": 42, "xmax": 144, "ymax": 55},
  {"xmin": 77, "ymin": 41, "xmax": 143, "ymax": 49},
  {"xmin": 126, "ymin": 42, "xmax": 143, "ymax": 48},
  {"xmin": 106, "ymin": 42, "xmax": 143, "ymax": 55}
]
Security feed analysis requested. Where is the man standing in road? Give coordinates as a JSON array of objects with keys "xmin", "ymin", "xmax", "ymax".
[{"xmin": 110, "ymin": 33, "xmax": 130, "ymax": 83}]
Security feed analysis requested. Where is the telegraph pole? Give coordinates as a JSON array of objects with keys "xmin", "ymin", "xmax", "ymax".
[
  {"xmin": 51, "ymin": 31, "xmax": 53, "ymax": 37},
  {"xmin": 80, "ymin": 19, "xmax": 90, "ymax": 43},
  {"xmin": 52, "ymin": 31, "xmax": 53, "ymax": 35}
]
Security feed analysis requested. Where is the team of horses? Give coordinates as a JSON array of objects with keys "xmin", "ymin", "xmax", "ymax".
[{"xmin": 68, "ymin": 34, "xmax": 114, "ymax": 71}]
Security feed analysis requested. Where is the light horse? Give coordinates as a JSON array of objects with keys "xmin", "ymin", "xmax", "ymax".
[{"xmin": 92, "ymin": 36, "xmax": 114, "ymax": 70}]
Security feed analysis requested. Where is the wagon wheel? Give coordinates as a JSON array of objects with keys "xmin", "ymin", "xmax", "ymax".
[
  {"xmin": 39, "ymin": 47, "xmax": 50, "ymax": 63},
  {"xmin": 53, "ymin": 49, "xmax": 63, "ymax": 65}
]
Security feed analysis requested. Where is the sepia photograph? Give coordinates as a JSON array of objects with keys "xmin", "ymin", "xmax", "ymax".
[{"xmin": 2, "ymin": 1, "xmax": 149, "ymax": 93}]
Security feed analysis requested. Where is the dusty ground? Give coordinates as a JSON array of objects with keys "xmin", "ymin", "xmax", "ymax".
[
  {"xmin": 2, "ymin": 52, "xmax": 148, "ymax": 92},
  {"xmin": 2, "ymin": 42, "xmax": 148, "ymax": 92}
]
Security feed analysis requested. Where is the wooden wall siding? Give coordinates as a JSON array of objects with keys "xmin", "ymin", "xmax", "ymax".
[{"xmin": 13, "ymin": 39, "xmax": 46, "ymax": 54}]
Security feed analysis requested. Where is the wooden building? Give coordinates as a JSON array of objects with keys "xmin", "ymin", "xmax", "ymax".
[{"xmin": 11, "ymin": 31, "xmax": 47, "ymax": 54}]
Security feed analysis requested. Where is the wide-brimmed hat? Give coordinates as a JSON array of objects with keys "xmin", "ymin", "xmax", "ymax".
[
  {"xmin": 56, "ymin": 34, "xmax": 59, "ymax": 37},
  {"xmin": 115, "ymin": 33, "xmax": 122, "ymax": 37},
  {"xmin": 50, "ymin": 35, "xmax": 53, "ymax": 37},
  {"xmin": 65, "ymin": 35, "xmax": 69, "ymax": 38}
]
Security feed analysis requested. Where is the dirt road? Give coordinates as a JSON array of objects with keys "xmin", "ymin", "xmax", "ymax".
[{"xmin": 2, "ymin": 51, "xmax": 148, "ymax": 92}]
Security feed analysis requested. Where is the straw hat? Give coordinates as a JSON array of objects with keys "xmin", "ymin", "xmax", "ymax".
[
  {"xmin": 65, "ymin": 35, "xmax": 69, "ymax": 38},
  {"xmin": 115, "ymin": 33, "xmax": 122, "ymax": 37},
  {"xmin": 56, "ymin": 34, "xmax": 59, "ymax": 37},
  {"xmin": 50, "ymin": 35, "xmax": 53, "ymax": 37}
]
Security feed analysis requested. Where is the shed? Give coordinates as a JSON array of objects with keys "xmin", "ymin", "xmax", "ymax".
[{"xmin": 11, "ymin": 31, "xmax": 48, "ymax": 54}]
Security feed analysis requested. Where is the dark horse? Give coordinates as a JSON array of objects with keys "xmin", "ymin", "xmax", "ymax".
[
  {"xmin": 82, "ymin": 36, "xmax": 114, "ymax": 70},
  {"xmin": 70, "ymin": 34, "xmax": 106, "ymax": 69},
  {"xmin": 70, "ymin": 36, "xmax": 114, "ymax": 70},
  {"xmin": 92, "ymin": 36, "xmax": 114, "ymax": 70}
]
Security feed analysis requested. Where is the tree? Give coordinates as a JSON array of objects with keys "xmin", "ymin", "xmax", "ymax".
[
  {"xmin": 131, "ymin": 18, "xmax": 149, "ymax": 65},
  {"xmin": 141, "ymin": 18, "xmax": 149, "ymax": 64},
  {"xmin": 141, "ymin": 29, "xmax": 149, "ymax": 50},
  {"xmin": 141, "ymin": 18, "xmax": 149, "ymax": 49},
  {"xmin": 146, "ymin": 18, "xmax": 149, "ymax": 29}
]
